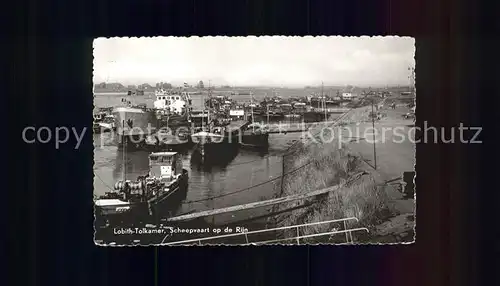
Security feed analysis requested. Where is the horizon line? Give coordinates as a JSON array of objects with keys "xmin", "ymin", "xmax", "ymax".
[{"xmin": 94, "ymin": 81, "xmax": 411, "ymax": 88}]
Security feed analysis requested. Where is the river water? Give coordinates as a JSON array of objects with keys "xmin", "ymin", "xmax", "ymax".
[
  {"xmin": 93, "ymin": 92, "xmax": 340, "ymax": 232},
  {"xmin": 93, "ymin": 126, "xmax": 313, "ymax": 227}
]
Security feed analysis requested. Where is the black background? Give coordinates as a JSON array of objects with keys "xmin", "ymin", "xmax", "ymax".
[{"xmin": 6, "ymin": 0, "xmax": 493, "ymax": 285}]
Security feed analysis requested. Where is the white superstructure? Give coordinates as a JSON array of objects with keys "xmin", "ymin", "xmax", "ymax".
[{"xmin": 153, "ymin": 89, "xmax": 192, "ymax": 115}]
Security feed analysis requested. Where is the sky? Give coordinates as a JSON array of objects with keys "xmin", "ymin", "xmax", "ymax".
[{"xmin": 93, "ymin": 36, "xmax": 415, "ymax": 87}]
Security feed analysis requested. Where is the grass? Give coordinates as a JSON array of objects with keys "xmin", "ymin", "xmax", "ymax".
[{"xmin": 273, "ymin": 133, "xmax": 393, "ymax": 243}]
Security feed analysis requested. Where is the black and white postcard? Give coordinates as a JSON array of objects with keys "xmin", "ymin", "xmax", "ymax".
[{"xmin": 93, "ymin": 36, "xmax": 416, "ymax": 246}]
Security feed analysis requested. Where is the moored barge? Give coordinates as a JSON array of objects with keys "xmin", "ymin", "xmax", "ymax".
[
  {"xmin": 94, "ymin": 152, "xmax": 189, "ymax": 227},
  {"xmin": 191, "ymin": 120, "xmax": 249, "ymax": 157},
  {"xmin": 240, "ymin": 123, "xmax": 269, "ymax": 149},
  {"xmin": 113, "ymin": 106, "xmax": 158, "ymax": 150}
]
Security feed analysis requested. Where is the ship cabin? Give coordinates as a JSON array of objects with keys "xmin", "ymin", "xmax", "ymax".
[
  {"xmin": 279, "ymin": 103, "xmax": 293, "ymax": 113},
  {"xmin": 156, "ymin": 94, "xmax": 182, "ymax": 102},
  {"xmin": 98, "ymin": 107, "xmax": 114, "ymax": 114},
  {"xmin": 292, "ymin": 102, "xmax": 307, "ymax": 113},
  {"xmin": 101, "ymin": 114, "xmax": 115, "ymax": 124},
  {"xmin": 132, "ymin": 103, "xmax": 148, "ymax": 111},
  {"xmin": 148, "ymin": 152, "xmax": 183, "ymax": 183},
  {"xmin": 93, "ymin": 112, "xmax": 107, "ymax": 122},
  {"xmin": 190, "ymin": 109, "xmax": 210, "ymax": 127},
  {"xmin": 229, "ymin": 109, "xmax": 245, "ymax": 121},
  {"xmin": 154, "ymin": 93, "xmax": 188, "ymax": 114},
  {"xmin": 182, "ymin": 92, "xmax": 195, "ymax": 105}
]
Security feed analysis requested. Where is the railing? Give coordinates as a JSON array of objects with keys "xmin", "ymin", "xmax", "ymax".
[{"xmin": 161, "ymin": 217, "xmax": 369, "ymax": 245}]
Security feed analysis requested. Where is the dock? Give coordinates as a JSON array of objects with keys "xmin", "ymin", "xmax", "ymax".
[
  {"xmin": 260, "ymin": 121, "xmax": 330, "ymax": 134},
  {"xmin": 312, "ymin": 107, "xmax": 351, "ymax": 113}
]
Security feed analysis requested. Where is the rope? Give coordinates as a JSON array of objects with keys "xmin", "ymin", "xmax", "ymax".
[
  {"xmin": 94, "ymin": 172, "xmax": 115, "ymax": 192},
  {"xmin": 181, "ymin": 158, "xmax": 314, "ymax": 204}
]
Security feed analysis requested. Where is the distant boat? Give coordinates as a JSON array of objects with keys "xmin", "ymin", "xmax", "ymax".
[
  {"xmin": 127, "ymin": 89, "xmax": 145, "ymax": 96},
  {"xmin": 98, "ymin": 115, "xmax": 116, "ymax": 132},
  {"xmin": 93, "ymin": 112, "xmax": 107, "ymax": 134}
]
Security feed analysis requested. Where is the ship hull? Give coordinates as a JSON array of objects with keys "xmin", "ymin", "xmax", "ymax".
[
  {"xmin": 255, "ymin": 113, "xmax": 284, "ymax": 122},
  {"xmin": 302, "ymin": 111, "xmax": 327, "ymax": 123},
  {"xmin": 325, "ymin": 101, "xmax": 341, "ymax": 107},
  {"xmin": 192, "ymin": 141, "xmax": 239, "ymax": 166},
  {"xmin": 94, "ymin": 171, "xmax": 189, "ymax": 227},
  {"xmin": 144, "ymin": 135, "xmax": 193, "ymax": 152},
  {"xmin": 113, "ymin": 107, "xmax": 158, "ymax": 136},
  {"xmin": 191, "ymin": 131, "xmax": 240, "ymax": 159},
  {"xmin": 113, "ymin": 107, "xmax": 158, "ymax": 149},
  {"xmin": 240, "ymin": 131, "xmax": 269, "ymax": 149}
]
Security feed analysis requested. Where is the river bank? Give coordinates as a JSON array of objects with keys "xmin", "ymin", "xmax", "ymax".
[{"xmin": 270, "ymin": 104, "xmax": 416, "ymax": 244}]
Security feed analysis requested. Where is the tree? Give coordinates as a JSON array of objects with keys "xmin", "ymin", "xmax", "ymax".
[
  {"xmin": 139, "ymin": 83, "xmax": 152, "ymax": 90},
  {"xmin": 197, "ymin": 80, "xmax": 204, "ymax": 89},
  {"xmin": 95, "ymin": 82, "xmax": 106, "ymax": 88}
]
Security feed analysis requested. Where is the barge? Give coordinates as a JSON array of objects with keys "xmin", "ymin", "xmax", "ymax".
[
  {"xmin": 191, "ymin": 120, "xmax": 249, "ymax": 157},
  {"xmin": 113, "ymin": 106, "xmax": 158, "ymax": 150},
  {"xmin": 98, "ymin": 114, "xmax": 116, "ymax": 132},
  {"xmin": 240, "ymin": 123, "xmax": 269, "ymax": 149},
  {"xmin": 144, "ymin": 128, "xmax": 192, "ymax": 152},
  {"xmin": 94, "ymin": 152, "xmax": 189, "ymax": 227}
]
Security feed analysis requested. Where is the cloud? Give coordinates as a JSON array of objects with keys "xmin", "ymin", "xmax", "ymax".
[{"xmin": 93, "ymin": 36, "xmax": 415, "ymax": 86}]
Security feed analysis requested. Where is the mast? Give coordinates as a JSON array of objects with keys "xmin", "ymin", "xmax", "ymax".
[
  {"xmin": 323, "ymin": 83, "xmax": 327, "ymax": 122},
  {"xmin": 122, "ymin": 120, "xmax": 126, "ymax": 181},
  {"xmin": 267, "ymin": 103, "xmax": 270, "ymax": 125},
  {"xmin": 207, "ymin": 80, "xmax": 210, "ymax": 129},
  {"xmin": 201, "ymin": 88, "xmax": 204, "ymax": 130},
  {"xmin": 321, "ymin": 82, "xmax": 326, "ymax": 122},
  {"xmin": 250, "ymin": 92, "xmax": 254, "ymax": 122}
]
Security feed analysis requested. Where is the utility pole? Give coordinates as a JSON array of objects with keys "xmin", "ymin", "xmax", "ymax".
[
  {"xmin": 251, "ymin": 91, "xmax": 255, "ymax": 132},
  {"xmin": 122, "ymin": 120, "xmax": 126, "ymax": 181},
  {"xmin": 321, "ymin": 82, "xmax": 326, "ymax": 121},
  {"xmin": 324, "ymin": 96, "xmax": 327, "ymax": 122},
  {"xmin": 371, "ymin": 98, "xmax": 377, "ymax": 170},
  {"xmin": 201, "ymin": 86, "xmax": 204, "ymax": 131}
]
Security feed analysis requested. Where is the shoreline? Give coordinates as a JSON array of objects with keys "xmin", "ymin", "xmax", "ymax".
[{"xmin": 269, "ymin": 104, "xmax": 416, "ymax": 243}]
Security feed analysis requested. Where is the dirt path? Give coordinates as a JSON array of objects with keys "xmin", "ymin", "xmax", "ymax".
[{"xmin": 339, "ymin": 105, "xmax": 416, "ymax": 215}]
